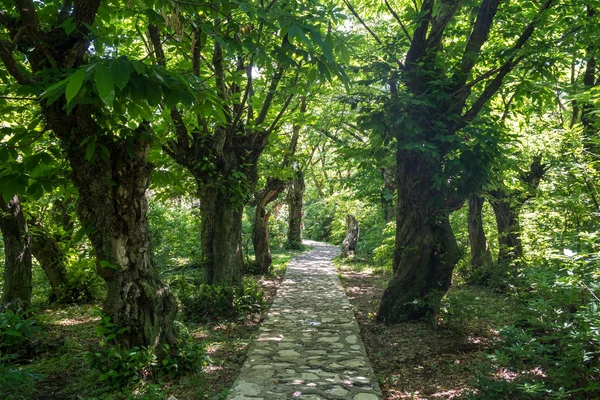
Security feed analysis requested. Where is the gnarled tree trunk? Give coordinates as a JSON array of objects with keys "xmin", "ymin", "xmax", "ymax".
[
  {"xmin": 468, "ymin": 194, "xmax": 493, "ymax": 277},
  {"xmin": 0, "ymin": 0, "xmax": 177, "ymax": 354},
  {"xmin": 0, "ymin": 194, "xmax": 32, "ymax": 311},
  {"xmin": 199, "ymin": 185, "xmax": 244, "ymax": 285},
  {"xmin": 341, "ymin": 214, "xmax": 359, "ymax": 258},
  {"xmin": 381, "ymin": 167, "xmax": 396, "ymax": 223},
  {"xmin": 30, "ymin": 228, "xmax": 69, "ymax": 302},
  {"xmin": 47, "ymin": 107, "xmax": 178, "ymax": 353},
  {"xmin": 253, "ymin": 178, "xmax": 286, "ymax": 274},
  {"xmin": 287, "ymin": 168, "xmax": 305, "ymax": 249},
  {"xmin": 377, "ymin": 156, "xmax": 460, "ymax": 323}
]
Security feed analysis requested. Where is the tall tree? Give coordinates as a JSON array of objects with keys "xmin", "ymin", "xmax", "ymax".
[
  {"xmin": 342, "ymin": 0, "xmax": 556, "ymax": 322},
  {"xmin": 0, "ymin": 1, "xmax": 181, "ymax": 353},
  {"xmin": 154, "ymin": 1, "xmax": 344, "ymax": 285}
]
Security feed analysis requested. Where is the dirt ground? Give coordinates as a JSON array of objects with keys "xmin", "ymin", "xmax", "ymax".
[{"xmin": 338, "ymin": 268, "xmax": 495, "ymax": 400}]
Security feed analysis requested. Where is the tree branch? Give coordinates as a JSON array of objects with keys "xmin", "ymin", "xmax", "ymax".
[
  {"xmin": 342, "ymin": 0, "xmax": 382, "ymax": 45},
  {"xmin": 405, "ymin": 0, "xmax": 434, "ymax": 67},
  {"xmin": 452, "ymin": 0, "xmax": 500, "ymax": 89},
  {"xmin": 0, "ymin": 39, "xmax": 31, "ymax": 84},
  {"xmin": 384, "ymin": 0, "xmax": 411, "ymax": 42},
  {"xmin": 427, "ymin": 0, "xmax": 463, "ymax": 49},
  {"xmin": 461, "ymin": 0, "xmax": 554, "ymax": 124}
]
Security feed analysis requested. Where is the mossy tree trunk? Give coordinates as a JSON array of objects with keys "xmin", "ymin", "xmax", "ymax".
[
  {"xmin": 375, "ymin": 0, "xmax": 553, "ymax": 323},
  {"xmin": 0, "ymin": 194, "xmax": 32, "ymax": 311},
  {"xmin": 0, "ymin": 3, "xmax": 178, "ymax": 352},
  {"xmin": 377, "ymin": 156, "xmax": 460, "ymax": 323},
  {"xmin": 468, "ymin": 193, "xmax": 494, "ymax": 280},
  {"xmin": 253, "ymin": 178, "xmax": 286, "ymax": 274},
  {"xmin": 287, "ymin": 169, "xmax": 305, "ymax": 249},
  {"xmin": 152, "ymin": 24, "xmax": 294, "ymax": 286}
]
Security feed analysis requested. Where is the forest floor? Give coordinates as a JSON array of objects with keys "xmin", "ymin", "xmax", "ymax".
[
  {"xmin": 335, "ymin": 259, "xmax": 506, "ymax": 400},
  {"xmin": 18, "ymin": 248, "xmax": 305, "ymax": 400}
]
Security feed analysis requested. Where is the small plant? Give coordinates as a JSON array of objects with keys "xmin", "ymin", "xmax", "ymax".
[
  {"xmin": 0, "ymin": 308, "xmax": 43, "ymax": 360},
  {"xmin": 86, "ymin": 313, "xmax": 206, "ymax": 387},
  {"xmin": 0, "ymin": 309, "xmax": 44, "ymax": 399},
  {"xmin": 183, "ymin": 278, "xmax": 266, "ymax": 322}
]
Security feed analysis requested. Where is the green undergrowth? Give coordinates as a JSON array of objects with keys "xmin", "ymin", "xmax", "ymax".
[
  {"xmin": 335, "ymin": 250, "xmax": 600, "ymax": 399},
  {"xmin": 0, "ymin": 245, "xmax": 305, "ymax": 400}
]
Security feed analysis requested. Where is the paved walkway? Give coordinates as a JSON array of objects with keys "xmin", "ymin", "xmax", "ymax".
[{"xmin": 227, "ymin": 241, "xmax": 382, "ymax": 400}]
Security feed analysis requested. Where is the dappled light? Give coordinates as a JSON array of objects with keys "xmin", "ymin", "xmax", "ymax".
[{"xmin": 0, "ymin": 0, "xmax": 598, "ymax": 399}]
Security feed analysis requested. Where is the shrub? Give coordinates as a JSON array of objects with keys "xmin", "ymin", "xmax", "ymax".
[
  {"xmin": 0, "ymin": 309, "xmax": 43, "ymax": 360},
  {"xmin": 0, "ymin": 309, "xmax": 43, "ymax": 399},
  {"xmin": 183, "ymin": 278, "xmax": 266, "ymax": 322},
  {"xmin": 86, "ymin": 313, "xmax": 206, "ymax": 387}
]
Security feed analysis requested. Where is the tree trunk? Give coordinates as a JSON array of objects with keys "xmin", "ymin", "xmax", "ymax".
[
  {"xmin": 0, "ymin": 1, "xmax": 177, "ymax": 354},
  {"xmin": 489, "ymin": 189, "xmax": 523, "ymax": 263},
  {"xmin": 46, "ymin": 107, "xmax": 178, "ymax": 353},
  {"xmin": 468, "ymin": 193, "xmax": 493, "ymax": 273},
  {"xmin": 341, "ymin": 214, "xmax": 360, "ymax": 258},
  {"xmin": 0, "ymin": 194, "xmax": 32, "ymax": 311},
  {"xmin": 287, "ymin": 169, "xmax": 305, "ymax": 249},
  {"xmin": 377, "ymin": 156, "xmax": 460, "ymax": 323},
  {"xmin": 381, "ymin": 167, "xmax": 396, "ymax": 223},
  {"xmin": 199, "ymin": 186, "xmax": 244, "ymax": 285},
  {"xmin": 252, "ymin": 178, "xmax": 286, "ymax": 274},
  {"xmin": 29, "ymin": 227, "xmax": 70, "ymax": 302}
]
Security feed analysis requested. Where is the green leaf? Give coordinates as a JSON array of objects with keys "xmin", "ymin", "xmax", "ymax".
[
  {"xmin": 85, "ymin": 140, "xmax": 96, "ymax": 161},
  {"xmin": 111, "ymin": 58, "xmax": 132, "ymax": 90},
  {"xmin": 95, "ymin": 65, "xmax": 115, "ymax": 107}
]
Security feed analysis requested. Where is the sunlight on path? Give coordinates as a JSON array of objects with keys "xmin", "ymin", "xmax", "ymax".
[{"xmin": 227, "ymin": 241, "xmax": 382, "ymax": 400}]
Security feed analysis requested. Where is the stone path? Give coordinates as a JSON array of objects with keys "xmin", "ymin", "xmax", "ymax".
[{"xmin": 227, "ymin": 241, "xmax": 382, "ymax": 400}]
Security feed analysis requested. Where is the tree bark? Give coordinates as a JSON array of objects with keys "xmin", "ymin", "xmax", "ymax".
[
  {"xmin": 0, "ymin": 194, "xmax": 32, "ymax": 311},
  {"xmin": 467, "ymin": 193, "xmax": 493, "ymax": 273},
  {"xmin": 377, "ymin": 156, "xmax": 460, "ymax": 323},
  {"xmin": 0, "ymin": 0, "xmax": 177, "ymax": 354},
  {"xmin": 199, "ymin": 186, "xmax": 244, "ymax": 285},
  {"xmin": 341, "ymin": 214, "xmax": 360, "ymax": 258},
  {"xmin": 489, "ymin": 189, "xmax": 524, "ymax": 263},
  {"xmin": 252, "ymin": 178, "xmax": 286, "ymax": 274},
  {"xmin": 381, "ymin": 167, "xmax": 396, "ymax": 223},
  {"xmin": 286, "ymin": 169, "xmax": 305, "ymax": 249},
  {"xmin": 46, "ymin": 107, "xmax": 178, "ymax": 353},
  {"xmin": 30, "ymin": 227, "xmax": 70, "ymax": 301}
]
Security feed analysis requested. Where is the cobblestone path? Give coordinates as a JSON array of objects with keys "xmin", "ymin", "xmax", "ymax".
[{"xmin": 227, "ymin": 241, "xmax": 382, "ymax": 400}]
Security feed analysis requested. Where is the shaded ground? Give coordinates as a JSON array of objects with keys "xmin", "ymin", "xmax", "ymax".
[
  {"xmin": 336, "ymin": 263, "xmax": 497, "ymax": 400},
  {"xmin": 18, "ymin": 249, "xmax": 303, "ymax": 400}
]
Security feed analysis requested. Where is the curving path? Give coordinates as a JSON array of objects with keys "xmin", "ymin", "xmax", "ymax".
[{"xmin": 227, "ymin": 241, "xmax": 382, "ymax": 400}]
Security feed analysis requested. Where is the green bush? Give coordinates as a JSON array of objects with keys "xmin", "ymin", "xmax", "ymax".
[
  {"xmin": 183, "ymin": 278, "xmax": 266, "ymax": 322},
  {"xmin": 0, "ymin": 309, "xmax": 43, "ymax": 400},
  {"xmin": 86, "ymin": 313, "xmax": 206, "ymax": 387},
  {"xmin": 469, "ymin": 254, "xmax": 600, "ymax": 398},
  {"xmin": 0, "ymin": 309, "xmax": 43, "ymax": 360}
]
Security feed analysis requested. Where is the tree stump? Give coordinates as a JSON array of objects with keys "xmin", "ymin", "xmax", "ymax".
[{"xmin": 341, "ymin": 214, "xmax": 359, "ymax": 258}]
